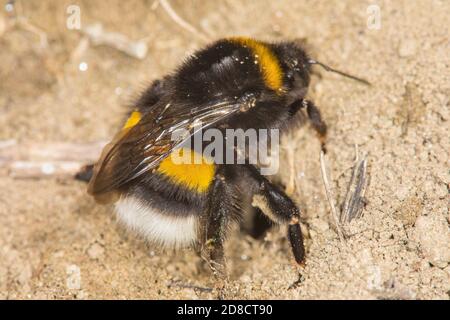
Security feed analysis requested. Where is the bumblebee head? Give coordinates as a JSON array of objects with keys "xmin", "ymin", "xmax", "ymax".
[
  {"xmin": 272, "ymin": 41, "xmax": 370, "ymax": 103},
  {"xmin": 272, "ymin": 42, "xmax": 312, "ymax": 101}
]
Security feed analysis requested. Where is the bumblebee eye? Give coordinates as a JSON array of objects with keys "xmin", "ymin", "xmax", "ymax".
[
  {"xmin": 285, "ymin": 71, "xmax": 294, "ymax": 83},
  {"xmin": 285, "ymin": 71, "xmax": 296, "ymax": 88}
]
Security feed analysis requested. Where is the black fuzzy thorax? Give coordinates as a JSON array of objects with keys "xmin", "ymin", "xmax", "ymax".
[{"xmin": 173, "ymin": 40, "xmax": 268, "ymax": 105}]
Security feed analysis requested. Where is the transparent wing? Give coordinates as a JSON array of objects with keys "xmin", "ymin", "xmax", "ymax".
[{"xmin": 88, "ymin": 98, "xmax": 245, "ymax": 196}]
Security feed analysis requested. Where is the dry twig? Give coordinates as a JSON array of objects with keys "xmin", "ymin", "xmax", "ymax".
[
  {"xmin": 1, "ymin": 2, "xmax": 48, "ymax": 49},
  {"xmin": 167, "ymin": 280, "xmax": 213, "ymax": 293},
  {"xmin": 82, "ymin": 23, "xmax": 148, "ymax": 60},
  {"xmin": 159, "ymin": 0, "xmax": 210, "ymax": 42},
  {"xmin": 15, "ymin": 16, "xmax": 48, "ymax": 48},
  {"xmin": 0, "ymin": 140, "xmax": 105, "ymax": 178}
]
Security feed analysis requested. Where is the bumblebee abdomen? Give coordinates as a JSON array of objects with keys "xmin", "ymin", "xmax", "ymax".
[{"xmin": 115, "ymin": 148, "xmax": 215, "ymax": 248}]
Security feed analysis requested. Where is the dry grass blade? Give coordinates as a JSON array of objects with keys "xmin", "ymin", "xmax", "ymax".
[
  {"xmin": 340, "ymin": 154, "xmax": 369, "ymax": 224},
  {"xmin": 319, "ymin": 151, "xmax": 345, "ymax": 243}
]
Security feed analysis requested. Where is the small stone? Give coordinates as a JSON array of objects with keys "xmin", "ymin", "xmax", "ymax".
[
  {"xmin": 5, "ymin": 3, "xmax": 14, "ymax": 12},
  {"xmin": 79, "ymin": 62, "xmax": 88, "ymax": 71},
  {"xmin": 314, "ymin": 82, "xmax": 324, "ymax": 96},
  {"xmin": 366, "ymin": 265, "xmax": 382, "ymax": 290},
  {"xmin": 18, "ymin": 263, "xmax": 32, "ymax": 285},
  {"xmin": 423, "ymin": 180, "xmax": 435, "ymax": 195},
  {"xmin": 444, "ymin": 264, "xmax": 450, "ymax": 274},
  {"xmin": 395, "ymin": 196, "xmax": 423, "ymax": 226},
  {"xmin": 87, "ymin": 243, "xmax": 105, "ymax": 260},
  {"xmin": 395, "ymin": 185, "xmax": 410, "ymax": 201},
  {"xmin": 398, "ymin": 39, "xmax": 417, "ymax": 57},
  {"xmin": 310, "ymin": 226, "xmax": 322, "ymax": 240},
  {"xmin": 166, "ymin": 265, "xmax": 176, "ymax": 273},
  {"xmin": 114, "ymin": 87, "xmax": 123, "ymax": 96},
  {"xmin": 239, "ymin": 275, "xmax": 252, "ymax": 283},
  {"xmin": 436, "ymin": 184, "xmax": 449, "ymax": 199},
  {"xmin": 41, "ymin": 163, "xmax": 55, "ymax": 175},
  {"xmin": 76, "ymin": 290, "xmax": 87, "ymax": 299},
  {"xmin": 413, "ymin": 214, "xmax": 450, "ymax": 268},
  {"xmin": 313, "ymin": 219, "xmax": 330, "ymax": 232},
  {"xmin": 0, "ymin": 13, "xmax": 5, "ymax": 37},
  {"xmin": 34, "ymin": 292, "xmax": 48, "ymax": 300}
]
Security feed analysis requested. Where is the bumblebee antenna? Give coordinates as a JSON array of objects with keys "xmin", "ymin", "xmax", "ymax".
[{"xmin": 308, "ymin": 59, "xmax": 371, "ymax": 86}]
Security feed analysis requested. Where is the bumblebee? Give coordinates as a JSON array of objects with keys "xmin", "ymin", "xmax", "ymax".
[{"xmin": 84, "ymin": 37, "xmax": 368, "ymax": 276}]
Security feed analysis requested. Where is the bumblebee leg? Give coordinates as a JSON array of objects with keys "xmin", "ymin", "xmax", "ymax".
[
  {"xmin": 242, "ymin": 207, "xmax": 272, "ymax": 239},
  {"xmin": 199, "ymin": 171, "xmax": 237, "ymax": 277},
  {"xmin": 287, "ymin": 99, "xmax": 304, "ymax": 117},
  {"xmin": 243, "ymin": 165, "xmax": 305, "ymax": 265},
  {"xmin": 75, "ymin": 164, "xmax": 94, "ymax": 182},
  {"xmin": 304, "ymin": 100, "xmax": 328, "ymax": 152}
]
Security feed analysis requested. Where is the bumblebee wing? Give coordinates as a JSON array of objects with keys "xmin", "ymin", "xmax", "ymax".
[{"xmin": 87, "ymin": 98, "xmax": 244, "ymax": 198}]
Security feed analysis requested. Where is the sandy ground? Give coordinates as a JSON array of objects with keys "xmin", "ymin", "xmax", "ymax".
[{"xmin": 0, "ymin": 0, "xmax": 449, "ymax": 299}]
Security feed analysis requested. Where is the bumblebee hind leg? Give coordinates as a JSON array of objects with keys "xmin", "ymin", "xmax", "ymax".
[
  {"xmin": 243, "ymin": 165, "xmax": 306, "ymax": 265},
  {"xmin": 242, "ymin": 207, "xmax": 273, "ymax": 239},
  {"xmin": 198, "ymin": 168, "xmax": 240, "ymax": 278},
  {"xmin": 75, "ymin": 164, "xmax": 94, "ymax": 182}
]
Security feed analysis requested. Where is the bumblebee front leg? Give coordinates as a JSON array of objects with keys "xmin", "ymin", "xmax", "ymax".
[
  {"xmin": 287, "ymin": 99, "xmax": 327, "ymax": 152},
  {"xmin": 304, "ymin": 100, "xmax": 327, "ymax": 152},
  {"xmin": 244, "ymin": 165, "xmax": 305, "ymax": 265},
  {"xmin": 198, "ymin": 170, "xmax": 236, "ymax": 277}
]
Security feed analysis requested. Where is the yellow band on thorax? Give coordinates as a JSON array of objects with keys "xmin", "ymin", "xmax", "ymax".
[{"xmin": 228, "ymin": 37, "xmax": 284, "ymax": 93}]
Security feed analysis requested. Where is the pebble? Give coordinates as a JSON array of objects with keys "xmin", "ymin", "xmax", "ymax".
[
  {"xmin": 398, "ymin": 39, "xmax": 418, "ymax": 57},
  {"xmin": 413, "ymin": 214, "xmax": 450, "ymax": 268},
  {"xmin": 0, "ymin": 14, "xmax": 5, "ymax": 36},
  {"xmin": 239, "ymin": 275, "xmax": 252, "ymax": 283},
  {"xmin": 76, "ymin": 290, "xmax": 87, "ymax": 299},
  {"xmin": 395, "ymin": 185, "xmax": 410, "ymax": 201},
  {"xmin": 444, "ymin": 265, "xmax": 450, "ymax": 278},
  {"xmin": 435, "ymin": 184, "xmax": 449, "ymax": 199},
  {"xmin": 87, "ymin": 243, "xmax": 105, "ymax": 260},
  {"xmin": 18, "ymin": 263, "xmax": 32, "ymax": 285},
  {"xmin": 313, "ymin": 219, "xmax": 330, "ymax": 232}
]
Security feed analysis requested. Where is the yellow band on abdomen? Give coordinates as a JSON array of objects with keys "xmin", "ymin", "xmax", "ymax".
[{"xmin": 157, "ymin": 148, "xmax": 215, "ymax": 193}]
